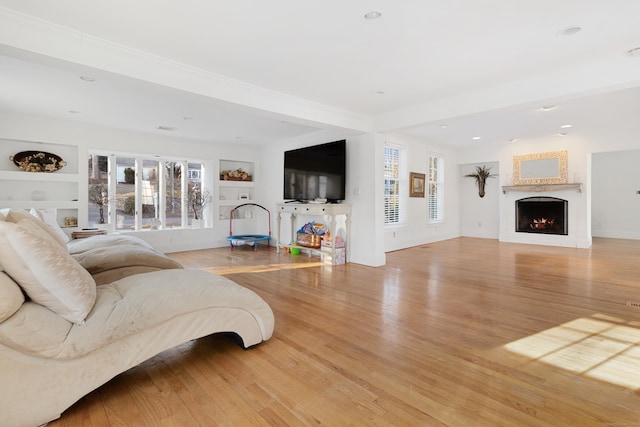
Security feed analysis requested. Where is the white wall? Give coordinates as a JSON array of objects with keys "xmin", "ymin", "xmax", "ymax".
[
  {"xmin": 9, "ymin": 109, "xmax": 640, "ymax": 263},
  {"xmin": 345, "ymin": 133, "xmax": 386, "ymax": 266},
  {"xmin": 0, "ymin": 114, "xmax": 416, "ymax": 266},
  {"xmin": 499, "ymin": 138, "xmax": 591, "ymax": 248},
  {"xmin": 260, "ymin": 130, "xmax": 386, "ymax": 266},
  {"xmin": 459, "ymin": 161, "xmax": 500, "ymax": 239},
  {"xmin": 0, "ymin": 112, "xmax": 262, "ymax": 253},
  {"xmin": 457, "ymin": 137, "xmax": 592, "ymax": 248},
  {"xmin": 261, "ymin": 130, "xmax": 461, "ymax": 265},
  {"xmin": 592, "ymin": 149, "xmax": 640, "ymax": 239},
  {"xmin": 381, "ymin": 133, "xmax": 460, "ymax": 252}
]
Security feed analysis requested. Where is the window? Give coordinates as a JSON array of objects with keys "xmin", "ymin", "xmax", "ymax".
[
  {"xmin": 384, "ymin": 145, "xmax": 404, "ymax": 225},
  {"xmin": 428, "ymin": 153, "xmax": 445, "ymax": 223},
  {"xmin": 88, "ymin": 154, "xmax": 109, "ymax": 226},
  {"xmin": 88, "ymin": 153, "xmax": 205, "ymax": 230},
  {"xmin": 115, "ymin": 156, "xmax": 136, "ymax": 230},
  {"xmin": 164, "ymin": 161, "xmax": 184, "ymax": 228}
]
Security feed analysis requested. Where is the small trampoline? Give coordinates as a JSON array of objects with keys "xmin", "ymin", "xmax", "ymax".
[{"xmin": 226, "ymin": 203, "xmax": 271, "ymax": 251}]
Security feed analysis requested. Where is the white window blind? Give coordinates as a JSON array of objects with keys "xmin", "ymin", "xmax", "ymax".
[
  {"xmin": 428, "ymin": 153, "xmax": 444, "ymax": 223},
  {"xmin": 384, "ymin": 145, "xmax": 402, "ymax": 224}
]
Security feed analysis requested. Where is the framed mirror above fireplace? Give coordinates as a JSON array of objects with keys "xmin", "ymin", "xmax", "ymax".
[{"xmin": 513, "ymin": 150, "xmax": 567, "ymax": 185}]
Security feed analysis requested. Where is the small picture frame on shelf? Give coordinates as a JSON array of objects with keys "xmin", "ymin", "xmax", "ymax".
[{"xmin": 238, "ymin": 192, "xmax": 249, "ymax": 200}]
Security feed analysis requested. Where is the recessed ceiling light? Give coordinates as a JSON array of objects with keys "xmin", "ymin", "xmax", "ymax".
[
  {"xmin": 627, "ymin": 47, "xmax": 640, "ymax": 57},
  {"xmin": 79, "ymin": 75, "xmax": 95, "ymax": 82},
  {"xmin": 364, "ymin": 11, "xmax": 382, "ymax": 20},
  {"xmin": 157, "ymin": 126, "xmax": 175, "ymax": 131},
  {"xmin": 541, "ymin": 105, "xmax": 556, "ymax": 111},
  {"xmin": 472, "ymin": 136, "xmax": 481, "ymax": 140},
  {"xmin": 439, "ymin": 124, "xmax": 448, "ymax": 129},
  {"xmin": 560, "ymin": 124, "xmax": 573, "ymax": 128},
  {"xmin": 68, "ymin": 110, "xmax": 80, "ymax": 114},
  {"xmin": 558, "ymin": 132, "xmax": 568, "ymax": 136},
  {"xmin": 558, "ymin": 26, "xmax": 581, "ymax": 36},
  {"xmin": 509, "ymin": 138, "xmax": 518, "ymax": 143}
]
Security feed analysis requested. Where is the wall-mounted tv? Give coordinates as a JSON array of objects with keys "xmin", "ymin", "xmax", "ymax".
[{"xmin": 283, "ymin": 140, "xmax": 346, "ymax": 202}]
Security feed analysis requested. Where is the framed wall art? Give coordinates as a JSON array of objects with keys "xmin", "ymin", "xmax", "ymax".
[{"xmin": 409, "ymin": 172, "xmax": 425, "ymax": 197}]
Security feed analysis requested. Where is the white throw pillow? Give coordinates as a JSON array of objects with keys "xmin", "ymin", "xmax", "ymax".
[
  {"xmin": 2, "ymin": 208, "xmax": 66, "ymax": 247},
  {"xmin": 0, "ymin": 220, "xmax": 96, "ymax": 324},
  {"xmin": 0, "ymin": 270, "xmax": 25, "ymax": 323},
  {"xmin": 30, "ymin": 207, "xmax": 70, "ymax": 243}
]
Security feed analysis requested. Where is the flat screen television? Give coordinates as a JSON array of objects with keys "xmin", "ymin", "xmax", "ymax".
[{"xmin": 283, "ymin": 140, "xmax": 346, "ymax": 202}]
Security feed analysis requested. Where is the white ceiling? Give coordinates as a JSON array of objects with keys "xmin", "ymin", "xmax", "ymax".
[{"xmin": 1, "ymin": 1, "xmax": 640, "ymax": 149}]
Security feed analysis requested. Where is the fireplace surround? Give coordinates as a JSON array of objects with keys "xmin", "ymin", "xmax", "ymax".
[
  {"xmin": 500, "ymin": 185, "xmax": 588, "ymax": 248},
  {"xmin": 515, "ymin": 197, "xmax": 568, "ymax": 235}
]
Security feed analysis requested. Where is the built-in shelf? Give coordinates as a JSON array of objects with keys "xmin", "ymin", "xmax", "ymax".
[
  {"xmin": 0, "ymin": 171, "xmax": 79, "ymax": 182},
  {"xmin": 219, "ymin": 159, "xmax": 253, "ymax": 182},
  {"xmin": 218, "ymin": 180, "xmax": 253, "ymax": 188},
  {"xmin": 0, "ymin": 200, "xmax": 79, "ymax": 209},
  {"xmin": 219, "ymin": 199, "xmax": 254, "ymax": 207},
  {"xmin": 502, "ymin": 183, "xmax": 582, "ymax": 194},
  {"xmin": 217, "ymin": 160, "xmax": 255, "ymax": 221},
  {"xmin": 1, "ymin": 139, "xmax": 81, "ymax": 228}
]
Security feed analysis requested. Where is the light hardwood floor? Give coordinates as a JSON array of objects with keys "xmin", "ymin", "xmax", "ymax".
[{"xmin": 49, "ymin": 237, "xmax": 640, "ymax": 426}]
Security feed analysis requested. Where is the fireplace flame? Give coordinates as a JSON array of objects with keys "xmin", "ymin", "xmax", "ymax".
[{"xmin": 530, "ymin": 217, "xmax": 555, "ymax": 229}]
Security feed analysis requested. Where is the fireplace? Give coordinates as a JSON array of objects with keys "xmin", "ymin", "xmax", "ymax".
[{"xmin": 515, "ymin": 197, "xmax": 568, "ymax": 235}]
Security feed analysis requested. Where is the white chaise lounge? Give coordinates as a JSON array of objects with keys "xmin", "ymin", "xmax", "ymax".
[{"xmin": 0, "ymin": 209, "xmax": 274, "ymax": 427}]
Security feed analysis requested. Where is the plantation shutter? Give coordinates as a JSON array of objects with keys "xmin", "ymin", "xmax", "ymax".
[
  {"xmin": 384, "ymin": 146, "xmax": 401, "ymax": 224},
  {"xmin": 428, "ymin": 153, "xmax": 444, "ymax": 223}
]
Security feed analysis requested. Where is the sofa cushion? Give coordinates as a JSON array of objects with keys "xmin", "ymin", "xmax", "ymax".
[
  {"xmin": 30, "ymin": 207, "xmax": 70, "ymax": 243},
  {"xmin": 72, "ymin": 244, "xmax": 183, "ymax": 281},
  {"xmin": 67, "ymin": 234, "xmax": 154, "ymax": 255},
  {"xmin": 0, "ymin": 270, "xmax": 24, "ymax": 323},
  {"xmin": 1, "ymin": 208, "xmax": 66, "ymax": 247},
  {"xmin": 0, "ymin": 301, "xmax": 72, "ymax": 356},
  {"xmin": 0, "ymin": 220, "xmax": 96, "ymax": 324}
]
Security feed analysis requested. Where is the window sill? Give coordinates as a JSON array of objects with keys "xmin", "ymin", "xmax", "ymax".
[{"xmin": 385, "ymin": 223, "xmax": 408, "ymax": 230}]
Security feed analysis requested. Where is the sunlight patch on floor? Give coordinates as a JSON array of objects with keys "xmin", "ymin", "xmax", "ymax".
[
  {"xmin": 202, "ymin": 262, "xmax": 325, "ymax": 275},
  {"xmin": 505, "ymin": 313, "xmax": 640, "ymax": 389}
]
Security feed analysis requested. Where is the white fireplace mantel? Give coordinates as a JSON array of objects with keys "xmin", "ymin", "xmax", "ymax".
[
  {"xmin": 499, "ymin": 182, "xmax": 590, "ymax": 249},
  {"xmin": 502, "ymin": 183, "xmax": 581, "ymax": 194}
]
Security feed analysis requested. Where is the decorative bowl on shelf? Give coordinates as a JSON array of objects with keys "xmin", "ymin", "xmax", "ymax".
[
  {"xmin": 220, "ymin": 168, "xmax": 252, "ymax": 181},
  {"xmin": 10, "ymin": 151, "xmax": 67, "ymax": 172}
]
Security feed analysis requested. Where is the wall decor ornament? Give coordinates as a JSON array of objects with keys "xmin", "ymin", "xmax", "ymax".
[
  {"xmin": 220, "ymin": 168, "xmax": 252, "ymax": 181},
  {"xmin": 464, "ymin": 165, "xmax": 495, "ymax": 198},
  {"xmin": 11, "ymin": 151, "xmax": 66, "ymax": 172},
  {"xmin": 409, "ymin": 172, "xmax": 425, "ymax": 197}
]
